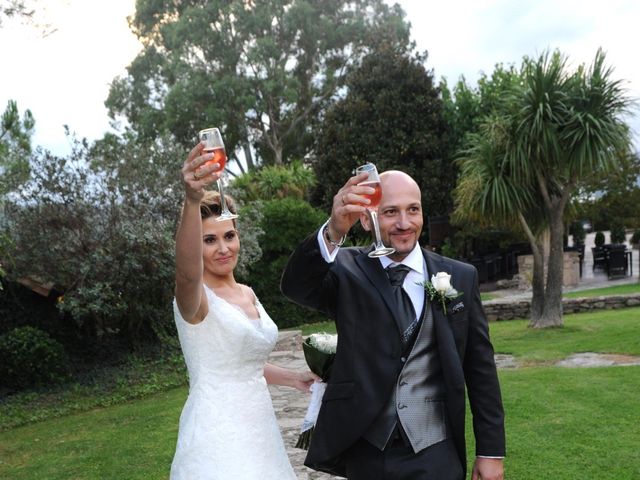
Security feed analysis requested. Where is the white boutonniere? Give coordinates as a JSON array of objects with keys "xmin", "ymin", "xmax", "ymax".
[{"xmin": 417, "ymin": 272, "xmax": 463, "ymax": 314}]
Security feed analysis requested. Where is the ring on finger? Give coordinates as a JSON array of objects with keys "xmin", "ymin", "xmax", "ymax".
[
  {"xmin": 342, "ymin": 194, "xmax": 347, "ymax": 206},
  {"xmin": 193, "ymin": 170, "xmax": 200, "ymax": 181}
]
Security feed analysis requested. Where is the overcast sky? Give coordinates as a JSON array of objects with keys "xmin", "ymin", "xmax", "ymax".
[{"xmin": 1, "ymin": 0, "xmax": 638, "ymax": 155}]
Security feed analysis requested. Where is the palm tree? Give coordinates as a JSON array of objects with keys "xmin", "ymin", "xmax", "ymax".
[
  {"xmin": 455, "ymin": 49, "xmax": 632, "ymax": 328},
  {"xmin": 454, "ymin": 114, "xmax": 547, "ymax": 323}
]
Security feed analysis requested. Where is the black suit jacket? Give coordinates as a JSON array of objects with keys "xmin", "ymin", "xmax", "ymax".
[{"xmin": 281, "ymin": 230, "xmax": 505, "ymax": 477}]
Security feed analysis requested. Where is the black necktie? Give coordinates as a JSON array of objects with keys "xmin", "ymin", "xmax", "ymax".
[{"xmin": 386, "ymin": 265, "xmax": 417, "ymax": 344}]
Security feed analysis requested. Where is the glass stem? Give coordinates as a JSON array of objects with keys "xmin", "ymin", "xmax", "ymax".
[
  {"xmin": 217, "ymin": 173, "xmax": 231, "ymax": 214},
  {"xmin": 369, "ymin": 209, "xmax": 384, "ymax": 247}
]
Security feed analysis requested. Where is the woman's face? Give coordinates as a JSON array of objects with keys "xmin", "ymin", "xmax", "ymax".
[{"xmin": 202, "ymin": 216, "xmax": 240, "ymax": 276}]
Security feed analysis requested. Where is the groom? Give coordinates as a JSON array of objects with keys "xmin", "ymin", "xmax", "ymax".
[{"xmin": 281, "ymin": 170, "xmax": 505, "ymax": 479}]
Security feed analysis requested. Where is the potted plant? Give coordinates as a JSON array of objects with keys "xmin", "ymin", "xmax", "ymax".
[
  {"xmin": 569, "ymin": 222, "xmax": 586, "ymax": 246},
  {"xmin": 610, "ymin": 222, "xmax": 626, "ymax": 245},
  {"xmin": 594, "ymin": 231, "xmax": 605, "ymax": 247},
  {"xmin": 631, "ymin": 229, "xmax": 640, "ymax": 249}
]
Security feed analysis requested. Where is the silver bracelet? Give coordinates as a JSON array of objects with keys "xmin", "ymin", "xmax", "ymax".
[{"xmin": 323, "ymin": 222, "xmax": 346, "ymax": 247}]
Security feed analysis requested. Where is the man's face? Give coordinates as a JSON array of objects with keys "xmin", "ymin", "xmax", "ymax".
[{"xmin": 363, "ymin": 172, "xmax": 423, "ymax": 262}]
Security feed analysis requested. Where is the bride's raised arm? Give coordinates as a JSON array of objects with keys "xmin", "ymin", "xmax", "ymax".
[{"xmin": 175, "ymin": 142, "xmax": 220, "ymax": 322}]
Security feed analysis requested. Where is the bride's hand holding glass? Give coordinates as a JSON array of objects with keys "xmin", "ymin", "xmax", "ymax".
[
  {"xmin": 181, "ymin": 142, "xmax": 222, "ymax": 201},
  {"xmin": 198, "ymin": 127, "xmax": 237, "ymax": 221}
]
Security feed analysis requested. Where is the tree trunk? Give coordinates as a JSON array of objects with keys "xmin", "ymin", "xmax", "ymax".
[
  {"xmin": 531, "ymin": 203, "xmax": 565, "ymax": 328},
  {"xmin": 243, "ymin": 141, "xmax": 256, "ymax": 171},
  {"xmin": 529, "ymin": 236, "xmax": 545, "ymax": 324},
  {"xmin": 273, "ymin": 143, "xmax": 283, "ymax": 165},
  {"xmin": 516, "ymin": 212, "xmax": 545, "ymax": 324}
]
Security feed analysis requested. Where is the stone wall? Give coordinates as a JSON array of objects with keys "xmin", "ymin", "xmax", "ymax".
[
  {"xmin": 483, "ymin": 293, "xmax": 640, "ymax": 321},
  {"xmin": 516, "ymin": 251, "xmax": 580, "ymax": 290}
]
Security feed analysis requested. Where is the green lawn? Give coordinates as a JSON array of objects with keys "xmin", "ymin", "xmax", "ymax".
[
  {"xmin": 1, "ymin": 308, "xmax": 640, "ymax": 479},
  {"xmin": 491, "ymin": 367, "xmax": 640, "ymax": 480},
  {"xmin": 490, "ymin": 307, "xmax": 640, "ymax": 366},
  {"xmin": 0, "ymin": 389, "xmax": 184, "ymax": 480},
  {"xmin": 563, "ymin": 282, "xmax": 640, "ymax": 298},
  {"xmin": 480, "ymin": 292, "xmax": 498, "ymax": 301}
]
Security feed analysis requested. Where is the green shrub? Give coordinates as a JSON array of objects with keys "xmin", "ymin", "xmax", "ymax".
[
  {"xmin": 3, "ymin": 142, "xmax": 185, "ymax": 348},
  {"xmin": 610, "ymin": 222, "xmax": 627, "ymax": 244},
  {"xmin": 0, "ymin": 326, "xmax": 71, "ymax": 390},
  {"xmin": 594, "ymin": 231, "xmax": 605, "ymax": 247},
  {"xmin": 231, "ymin": 161, "xmax": 316, "ymax": 202},
  {"xmin": 245, "ymin": 198, "xmax": 327, "ymax": 328},
  {"xmin": 631, "ymin": 229, "xmax": 640, "ymax": 245}
]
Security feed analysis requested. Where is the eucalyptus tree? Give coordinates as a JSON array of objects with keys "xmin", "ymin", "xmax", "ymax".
[
  {"xmin": 0, "ymin": 100, "xmax": 34, "ymax": 195},
  {"xmin": 573, "ymin": 150, "xmax": 640, "ymax": 231},
  {"xmin": 106, "ymin": 0, "xmax": 411, "ymax": 170},
  {"xmin": 0, "ymin": 99, "xmax": 34, "ymax": 283},
  {"xmin": 456, "ymin": 49, "xmax": 633, "ymax": 328},
  {"xmin": 0, "ymin": 0, "xmax": 33, "ymax": 26}
]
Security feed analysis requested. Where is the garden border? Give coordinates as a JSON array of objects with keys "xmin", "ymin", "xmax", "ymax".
[{"xmin": 483, "ymin": 293, "xmax": 640, "ymax": 321}]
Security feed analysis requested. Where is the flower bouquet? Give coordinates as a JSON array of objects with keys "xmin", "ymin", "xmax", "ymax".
[{"xmin": 295, "ymin": 332, "xmax": 337, "ymax": 450}]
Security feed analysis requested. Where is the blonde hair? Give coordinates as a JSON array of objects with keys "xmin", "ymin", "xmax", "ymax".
[{"xmin": 199, "ymin": 190, "xmax": 237, "ymax": 220}]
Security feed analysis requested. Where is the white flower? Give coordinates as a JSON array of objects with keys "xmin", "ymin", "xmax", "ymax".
[
  {"xmin": 417, "ymin": 272, "xmax": 462, "ymax": 314},
  {"xmin": 308, "ymin": 332, "xmax": 337, "ymax": 354},
  {"xmin": 431, "ymin": 272, "xmax": 458, "ymax": 297}
]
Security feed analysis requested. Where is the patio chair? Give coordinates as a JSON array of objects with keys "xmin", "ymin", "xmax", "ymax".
[
  {"xmin": 606, "ymin": 245, "xmax": 628, "ymax": 279},
  {"xmin": 592, "ymin": 246, "xmax": 607, "ymax": 272}
]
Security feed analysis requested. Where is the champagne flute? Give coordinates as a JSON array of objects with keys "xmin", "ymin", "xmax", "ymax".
[
  {"xmin": 198, "ymin": 127, "xmax": 238, "ymax": 221},
  {"xmin": 356, "ymin": 163, "xmax": 395, "ymax": 258}
]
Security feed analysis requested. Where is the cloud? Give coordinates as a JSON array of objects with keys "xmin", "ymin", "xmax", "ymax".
[
  {"xmin": 0, "ymin": 0, "xmax": 141, "ymax": 154},
  {"xmin": 396, "ymin": 0, "xmax": 640, "ymax": 148},
  {"xmin": 1, "ymin": 0, "xmax": 638, "ymax": 152}
]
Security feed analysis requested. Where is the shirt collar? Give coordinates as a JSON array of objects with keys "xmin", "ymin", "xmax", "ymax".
[{"xmin": 378, "ymin": 242, "xmax": 424, "ymax": 277}]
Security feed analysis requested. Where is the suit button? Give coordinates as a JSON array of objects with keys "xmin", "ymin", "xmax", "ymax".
[{"xmin": 400, "ymin": 356, "xmax": 406, "ymax": 363}]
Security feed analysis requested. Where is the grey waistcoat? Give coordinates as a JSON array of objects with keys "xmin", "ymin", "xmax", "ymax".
[{"xmin": 363, "ymin": 295, "xmax": 448, "ymax": 452}]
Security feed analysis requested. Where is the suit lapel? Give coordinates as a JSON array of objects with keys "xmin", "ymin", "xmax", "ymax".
[
  {"xmin": 423, "ymin": 249, "xmax": 451, "ymax": 321},
  {"xmin": 354, "ymin": 248, "xmax": 406, "ymax": 336},
  {"xmin": 423, "ymin": 249, "xmax": 465, "ymax": 385},
  {"xmin": 424, "ymin": 250, "xmax": 450, "ymax": 331}
]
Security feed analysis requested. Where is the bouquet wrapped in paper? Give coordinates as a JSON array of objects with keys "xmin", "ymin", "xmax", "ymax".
[{"xmin": 295, "ymin": 332, "xmax": 337, "ymax": 449}]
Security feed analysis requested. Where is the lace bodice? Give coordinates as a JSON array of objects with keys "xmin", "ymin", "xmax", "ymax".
[{"xmin": 174, "ymin": 286, "xmax": 278, "ymax": 386}]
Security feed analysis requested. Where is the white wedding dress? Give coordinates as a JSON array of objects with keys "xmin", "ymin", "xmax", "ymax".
[{"xmin": 170, "ymin": 285, "xmax": 297, "ymax": 480}]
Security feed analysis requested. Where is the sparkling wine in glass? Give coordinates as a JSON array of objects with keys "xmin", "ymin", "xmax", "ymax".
[
  {"xmin": 355, "ymin": 163, "xmax": 395, "ymax": 258},
  {"xmin": 198, "ymin": 127, "xmax": 238, "ymax": 221}
]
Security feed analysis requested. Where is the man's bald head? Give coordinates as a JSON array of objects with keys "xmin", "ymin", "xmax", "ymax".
[{"xmin": 379, "ymin": 170, "xmax": 421, "ymax": 198}]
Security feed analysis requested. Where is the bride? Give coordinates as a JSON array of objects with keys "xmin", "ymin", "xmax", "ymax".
[{"xmin": 170, "ymin": 142, "xmax": 318, "ymax": 479}]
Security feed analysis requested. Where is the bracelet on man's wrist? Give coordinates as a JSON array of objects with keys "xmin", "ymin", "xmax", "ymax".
[{"xmin": 323, "ymin": 222, "xmax": 346, "ymax": 247}]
